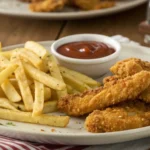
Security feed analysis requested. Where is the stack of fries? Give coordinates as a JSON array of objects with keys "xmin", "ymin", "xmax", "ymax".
[{"xmin": 0, "ymin": 41, "xmax": 99, "ymax": 127}]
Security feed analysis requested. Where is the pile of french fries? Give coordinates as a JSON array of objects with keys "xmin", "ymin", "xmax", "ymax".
[{"xmin": 0, "ymin": 41, "xmax": 99, "ymax": 128}]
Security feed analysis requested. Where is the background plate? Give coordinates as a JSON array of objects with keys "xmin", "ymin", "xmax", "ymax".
[
  {"xmin": 0, "ymin": 0, "xmax": 147, "ymax": 20},
  {"xmin": 1, "ymin": 41, "xmax": 150, "ymax": 145}
]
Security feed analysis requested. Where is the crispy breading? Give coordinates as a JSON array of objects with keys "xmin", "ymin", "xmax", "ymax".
[
  {"xmin": 139, "ymin": 87, "xmax": 150, "ymax": 103},
  {"xmin": 57, "ymin": 87, "xmax": 103, "ymax": 116},
  {"xmin": 85, "ymin": 100, "xmax": 150, "ymax": 133},
  {"xmin": 89, "ymin": 71, "xmax": 150, "ymax": 110},
  {"xmin": 29, "ymin": 0, "xmax": 67, "ymax": 12},
  {"xmin": 103, "ymin": 75, "xmax": 121, "ymax": 88},
  {"xmin": 110, "ymin": 58, "xmax": 150, "ymax": 103},
  {"xmin": 103, "ymin": 74, "xmax": 150, "ymax": 103},
  {"xmin": 58, "ymin": 71, "xmax": 150, "ymax": 116},
  {"xmin": 110, "ymin": 58, "xmax": 150, "ymax": 78}
]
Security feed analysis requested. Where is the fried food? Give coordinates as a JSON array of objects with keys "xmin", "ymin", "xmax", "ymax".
[
  {"xmin": 30, "ymin": 0, "xmax": 68, "ymax": 12},
  {"xmin": 89, "ymin": 71, "xmax": 150, "ymax": 110},
  {"xmin": 110, "ymin": 58, "xmax": 150, "ymax": 78},
  {"xmin": 103, "ymin": 75, "xmax": 121, "ymax": 87},
  {"xmin": 139, "ymin": 87, "xmax": 150, "ymax": 103},
  {"xmin": 103, "ymin": 74, "xmax": 150, "ymax": 104},
  {"xmin": 72, "ymin": 0, "xmax": 115, "ymax": 10},
  {"xmin": 58, "ymin": 87, "xmax": 103, "ymax": 116},
  {"xmin": 85, "ymin": 100, "xmax": 150, "ymax": 133},
  {"xmin": 58, "ymin": 71, "xmax": 150, "ymax": 116},
  {"xmin": 110, "ymin": 58, "xmax": 150, "ymax": 103}
]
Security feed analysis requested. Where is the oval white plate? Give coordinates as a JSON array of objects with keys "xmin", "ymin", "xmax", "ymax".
[
  {"xmin": 0, "ymin": 0, "xmax": 147, "ymax": 19},
  {"xmin": 1, "ymin": 41, "xmax": 150, "ymax": 145}
]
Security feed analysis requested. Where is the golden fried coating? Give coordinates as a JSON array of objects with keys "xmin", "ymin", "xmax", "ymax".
[
  {"xmin": 139, "ymin": 87, "xmax": 150, "ymax": 103},
  {"xmin": 110, "ymin": 58, "xmax": 150, "ymax": 103},
  {"xmin": 57, "ymin": 87, "xmax": 103, "ymax": 116},
  {"xmin": 89, "ymin": 71, "xmax": 150, "ymax": 110},
  {"xmin": 72, "ymin": 0, "xmax": 115, "ymax": 10},
  {"xmin": 30, "ymin": 0, "xmax": 67, "ymax": 12},
  {"xmin": 103, "ymin": 75, "xmax": 121, "ymax": 88},
  {"xmin": 58, "ymin": 71, "xmax": 150, "ymax": 117},
  {"xmin": 85, "ymin": 100, "xmax": 150, "ymax": 133},
  {"xmin": 103, "ymin": 74, "xmax": 150, "ymax": 103},
  {"xmin": 110, "ymin": 58, "xmax": 150, "ymax": 78}
]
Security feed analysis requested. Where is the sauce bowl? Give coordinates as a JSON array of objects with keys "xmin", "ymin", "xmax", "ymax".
[{"xmin": 51, "ymin": 34, "xmax": 121, "ymax": 78}]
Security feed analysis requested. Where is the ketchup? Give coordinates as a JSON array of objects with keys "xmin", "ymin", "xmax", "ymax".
[{"xmin": 57, "ymin": 41, "xmax": 115, "ymax": 59}]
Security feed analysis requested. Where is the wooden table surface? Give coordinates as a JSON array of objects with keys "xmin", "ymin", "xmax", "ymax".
[{"xmin": 0, "ymin": 3, "xmax": 147, "ymax": 47}]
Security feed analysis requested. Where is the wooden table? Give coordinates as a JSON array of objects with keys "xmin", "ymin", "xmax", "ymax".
[{"xmin": 0, "ymin": 3, "xmax": 147, "ymax": 47}]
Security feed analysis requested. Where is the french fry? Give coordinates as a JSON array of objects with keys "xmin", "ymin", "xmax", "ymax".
[
  {"xmin": 13, "ymin": 100, "xmax": 57, "ymax": 113},
  {"xmin": 32, "ymin": 80, "xmax": 44, "ymax": 116},
  {"xmin": 0, "ymin": 98, "xmax": 19, "ymax": 111},
  {"xmin": 0, "ymin": 48, "xmax": 20, "ymax": 59},
  {"xmin": 44, "ymin": 87, "xmax": 51, "ymax": 101},
  {"xmin": 43, "ymin": 100, "xmax": 57, "ymax": 114},
  {"xmin": 48, "ymin": 56, "xmax": 67, "ymax": 99},
  {"xmin": 0, "ymin": 108, "xmax": 69, "ymax": 127},
  {"xmin": 24, "ymin": 41, "xmax": 48, "ymax": 59},
  {"xmin": 18, "ymin": 48, "xmax": 43, "ymax": 69},
  {"xmin": 30, "ymin": 84, "xmax": 51, "ymax": 101},
  {"xmin": 15, "ymin": 60, "xmax": 33, "ymax": 111},
  {"xmin": 9, "ymin": 78, "xmax": 21, "ymax": 93},
  {"xmin": 59, "ymin": 66, "xmax": 100, "ymax": 86},
  {"xmin": 0, "ymin": 55, "xmax": 10, "ymax": 68},
  {"xmin": 62, "ymin": 71, "xmax": 91, "ymax": 92},
  {"xmin": 66, "ymin": 84, "xmax": 79, "ymax": 94},
  {"xmin": 12, "ymin": 102, "xmax": 26, "ymax": 111},
  {"xmin": 0, "ymin": 64, "xmax": 18, "ymax": 84},
  {"xmin": 1, "ymin": 79, "xmax": 21, "ymax": 102},
  {"xmin": 23, "ymin": 62, "xmax": 66, "ymax": 90},
  {"xmin": 51, "ymin": 89, "xmax": 58, "ymax": 100},
  {"xmin": 0, "ymin": 87, "xmax": 6, "ymax": 97}
]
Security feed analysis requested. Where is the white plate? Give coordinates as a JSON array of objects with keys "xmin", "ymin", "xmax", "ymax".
[
  {"xmin": 1, "ymin": 41, "xmax": 150, "ymax": 145},
  {"xmin": 0, "ymin": 0, "xmax": 147, "ymax": 20}
]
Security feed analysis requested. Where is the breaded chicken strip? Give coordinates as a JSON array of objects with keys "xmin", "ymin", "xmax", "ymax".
[
  {"xmin": 30, "ymin": 0, "xmax": 67, "ymax": 12},
  {"xmin": 103, "ymin": 74, "xmax": 150, "ymax": 103},
  {"xmin": 58, "ymin": 87, "xmax": 103, "ymax": 116},
  {"xmin": 110, "ymin": 58, "xmax": 150, "ymax": 103},
  {"xmin": 89, "ymin": 71, "xmax": 150, "ymax": 110},
  {"xmin": 58, "ymin": 71, "xmax": 150, "ymax": 116},
  {"xmin": 85, "ymin": 100, "xmax": 150, "ymax": 133},
  {"xmin": 110, "ymin": 58, "xmax": 150, "ymax": 78}
]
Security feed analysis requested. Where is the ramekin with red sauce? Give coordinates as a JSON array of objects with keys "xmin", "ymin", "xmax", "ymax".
[{"xmin": 51, "ymin": 34, "xmax": 121, "ymax": 78}]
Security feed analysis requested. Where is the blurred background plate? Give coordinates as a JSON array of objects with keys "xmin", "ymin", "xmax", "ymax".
[{"xmin": 0, "ymin": 0, "xmax": 147, "ymax": 20}]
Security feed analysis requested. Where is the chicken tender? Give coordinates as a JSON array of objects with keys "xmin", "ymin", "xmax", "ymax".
[
  {"xmin": 58, "ymin": 87, "xmax": 103, "ymax": 116},
  {"xmin": 89, "ymin": 71, "xmax": 150, "ymax": 110},
  {"xmin": 110, "ymin": 58, "xmax": 150, "ymax": 103},
  {"xmin": 110, "ymin": 58, "xmax": 150, "ymax": 78},
  {"xmin": 30, "ymin": 0, "xmax": 67, "ymax": 12},
  {"xmin": 85, "ymin": 100, "xmax": 150, "ymax": 133},
  {"xmin": 103, "ymin": 74, "xmax": 150, "ymax": 103},
  {"xmin": 58, "ymin": 71, "xmax": 150, "ymax": 116}
]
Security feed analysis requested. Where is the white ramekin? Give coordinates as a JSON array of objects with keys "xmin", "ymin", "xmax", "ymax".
[{"xmin": 51, "ymin": 34, "xmax": 121, "ymax": 78}]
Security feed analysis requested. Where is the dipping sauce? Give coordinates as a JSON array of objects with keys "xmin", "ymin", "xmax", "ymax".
[{"xmin": 57, "ymin": 41, "xmax": 115, "ymax": 59}]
